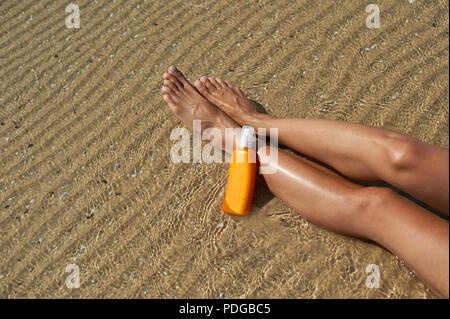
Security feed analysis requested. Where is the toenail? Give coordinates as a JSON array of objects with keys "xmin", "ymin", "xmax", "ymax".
[
  {"xmin": 196, "ymin": 81, "xmax": 203, "ymax": 88},
  {"xmin": 169, "ymin": 65, "xmax": 178, "ymax": 73}
]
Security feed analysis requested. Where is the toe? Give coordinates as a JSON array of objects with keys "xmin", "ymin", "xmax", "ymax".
[
  {"xmin": 164, "ymin": 78, "xmax": 182, "ymax": 92},
  {"xmin": 163, "ymin": 93, "xmax": 173, "ymax": 103},
  {"xmin": 215, "ymin": 78, "xmax": 226, "ymax": 88},
  {"xmin": 168, "ymin": 73, "xmax": 186, "ymax": 90},
  {"xmin": 163, "ymin": 93, "xmax": 180, "ymax": 113},
  {"xmin": 168, "ymin": 65, "xmax": 191, "ymax": 88},
  {"xmin": 201, "ymin": 76, "xmax": 216, "ymax": 91},
  {"xmin": 194, "ymin": 80, "xmax": 208, "ymax": 94},
  {"xmin": 208, "ymin": 77, "xmax": 220, "ymax": 89},
  {"xmin": 224, "ymin": 80, "xmax": 233, "ymax": 88},
  {"xmin": 168, "ymin": 65, "xmax": 178, "ymax": 74},
  {"xmin": 162, "ymin": 85, "xmax": 173, "ymax": 95}
]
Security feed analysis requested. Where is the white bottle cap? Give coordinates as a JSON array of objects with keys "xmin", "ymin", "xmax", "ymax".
[{"xmin": 239, "ymin": 126, "xmax": 256, "ymax": 150}]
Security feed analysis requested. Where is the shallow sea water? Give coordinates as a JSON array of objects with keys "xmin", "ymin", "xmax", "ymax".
[{"xmin": 0, "ymin": 0, "xmax": 448, "ymax": 298}]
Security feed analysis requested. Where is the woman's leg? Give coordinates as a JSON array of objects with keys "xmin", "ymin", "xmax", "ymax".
[
  {"xmin": 258, "ymin": 145, "xmax": 449, "ymax": 298},
  {"xmin": 194, "ymin": 77, "xmax": 449, "ymax": 215},
  {"xmin": 163, "ymin": 66, "xmax": 449, "ymax": 298}
]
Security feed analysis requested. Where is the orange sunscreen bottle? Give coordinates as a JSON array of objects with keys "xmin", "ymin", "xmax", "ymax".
[{"xmin": 222, "ymin": 126, "xmax": 257, "ymax": 216}]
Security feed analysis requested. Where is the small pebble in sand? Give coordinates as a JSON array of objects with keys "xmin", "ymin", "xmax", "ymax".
[
  {"xmin": 114, "ymin": 163, "xmax": 121, "ymax": 168},
  {"xmin": 86, "ymin": 209, "xmax": 95, "ymax": 219},
  {"xmin": 38, "ymin": 237, "xmax": 44, "ymax": 244}
]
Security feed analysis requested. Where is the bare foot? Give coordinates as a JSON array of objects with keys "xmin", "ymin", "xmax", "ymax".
[
  {"xmin": 162, "ymin": 66, "xmax": 240, "ymax": 153},
  {"xmin": 194, "ymin": 77, "xmax": 269, "ymax": 126}
]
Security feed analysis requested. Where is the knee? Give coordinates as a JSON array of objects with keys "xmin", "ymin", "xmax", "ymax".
[
  {"xmin": 382, "ymin": 134, "xmax": 421, "ymax": 171},
  {"xmin": 345, "ymin": 186, "xmax": 397, "ymax": 237},
  {"xmin": 352, "ymin": 186, "xmax": 397, "ymax": 210}
]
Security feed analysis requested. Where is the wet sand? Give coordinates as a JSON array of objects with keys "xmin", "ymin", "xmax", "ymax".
[{"xmin": 0, "ymin": 0, "xmax": 448, "ymax": 298}]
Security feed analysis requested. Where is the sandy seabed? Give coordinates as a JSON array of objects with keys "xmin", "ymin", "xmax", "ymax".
[{"xmin": 0, "ymin": 0, "xmax": 448, "ymax": 298}]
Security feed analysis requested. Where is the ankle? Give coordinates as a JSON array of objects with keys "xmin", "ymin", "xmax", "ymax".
[{"xmin": 243, "ymin": 112, "xmax": 275, "ymax": 127}]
